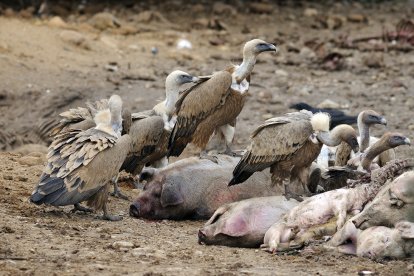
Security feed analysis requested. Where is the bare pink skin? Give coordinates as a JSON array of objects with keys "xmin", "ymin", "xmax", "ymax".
[
  {"xmin": 329, "ymin": 220, "xmax": 414, "ymax": 260},
  {"xmin": 352, "ymin": 171, "xmax": 414, "ymax": 230},
  {"xmin": 263, "ymin": 184, "xmax": 373, "ymax": 252},
  {"xmin": 129, "ymin": 155, "xmax": 284, "ymax": 220},
  {"xmin": 198, "ymin": 196, "xmax": 299, "ymax": 248}
]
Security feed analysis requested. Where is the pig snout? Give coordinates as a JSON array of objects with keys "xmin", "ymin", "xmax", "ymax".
[
  {"xmin": 129, "ymin": 202, "xmax": 141, "ymax": 218},
  {"xmin": 198, "ymin": 229, "xmax": 207, "ymax": 244}
]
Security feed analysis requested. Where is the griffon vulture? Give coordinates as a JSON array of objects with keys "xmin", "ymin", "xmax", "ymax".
[
  {"xmin": 317, "ymin": 110, "xmax": 387, "ymax": 169},
  {"xmin": 30, "ymin": 95, "xmax": 132, "ymax": 221},
  {"xmin": 315, "ymin": 132, "xmax": 411, "ymax": 192},
  {"xmin": 168, "ymin": 39, "xmax": 277, "ymax": 160},
  {"xmin": 119, "ymin": 70, "xmax": 199, "ymax": 180},
  {"xmin": 228, "ymin": 111, "xmax": 359, "ymax": 201}
]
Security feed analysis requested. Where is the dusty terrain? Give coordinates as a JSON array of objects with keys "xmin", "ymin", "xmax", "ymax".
[{"xmin": 1, "ymin": 1, "xmax": 413, "ymax": 275}]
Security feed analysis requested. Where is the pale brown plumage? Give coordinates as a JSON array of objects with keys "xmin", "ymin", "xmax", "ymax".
[
  {"xmin": 335, "ymin": 110, "xmax": 387, "ymax": 167},
  {"xmin": 229, "ymin": 111, "xmax": 359, "ymax": 200},
  {"xmin": 30, "ymin": 95, "xmax": 132, "ymax": 220},
  {"xmin": 168, "ymin": 39, "xmax": 277, "ymax": 157}
]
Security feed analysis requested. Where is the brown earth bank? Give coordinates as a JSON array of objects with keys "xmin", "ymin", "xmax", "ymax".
[{"xmin": 0, "ymin": 0, "xmax": 413, "ymax": 275}]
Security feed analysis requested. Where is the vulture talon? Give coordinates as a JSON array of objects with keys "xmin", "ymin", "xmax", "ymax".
[
  {"xmin": 199, "ymin": 152, "xmax": 219, "ymax": 164},
  {"xmin": 111, "ymin": 181, "xmax": 129, "ymax": 200},
  {"xmin": 102, "ymin": 214, "xmax": 123, "ymax": 221},
  {"xmin": 72, "ymin": 203, "xmax": 93, "ymax": 213}
]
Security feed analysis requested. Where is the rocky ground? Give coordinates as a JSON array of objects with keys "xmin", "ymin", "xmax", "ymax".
[{"xmin": 0, "ymin": 1, "xmax": 413, "ymax": 275}]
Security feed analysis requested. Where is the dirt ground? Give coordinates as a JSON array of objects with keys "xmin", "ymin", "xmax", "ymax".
[{"xmin": 1, "ymin": 1, "xmax": 413, "ymax": 275}]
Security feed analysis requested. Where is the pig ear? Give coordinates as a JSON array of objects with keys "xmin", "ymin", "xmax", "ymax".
[
  {"xmin": 160, "ymin": 183, "xmax": 184, "ymax": 208},
  {"xmin": 214, "ymin": 217, "xmax": 248, "ymax": 237},
  {"xmin": 139, "ymin": 168, "xmax": 157, "ymax": 183},
  {"xmin": 396, "ymin": 221, "xmax": 414, "ymax": 239},
  {"xmin": 205, "ymin": 205, "xmax": 230, "ymax": 226}
]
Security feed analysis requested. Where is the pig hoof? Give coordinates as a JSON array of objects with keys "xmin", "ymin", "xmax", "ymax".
[
  {"xmin": 71, "ymin": 203, "xmax": 93, "ymax": 213},
  {"xmin": 102, "ymin": 214, "xmax": 123, "ymax": 221}
]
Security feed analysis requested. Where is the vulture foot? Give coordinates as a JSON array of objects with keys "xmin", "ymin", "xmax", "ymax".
[
  {"xmin": 307, "ymin": 168, "xmax": 321, "ymax": 194},
  {"xmin": 111, "ymin": 182, "xmax": 129, "ymax": 200},
  {"xmin": 72, "ymin": 203, "xmax": 93, "ymax": 213},
  {"xmin": 199, "ymin": 151, "xmax": 218, "ymax": 163},
  {"xmin": 102, "ymin": 203, "xmax": 123, "ymax": 221},
  {"xmin": 222, "ymin": 146, "xmax": 243, "ymax": 157},
  {"xmin": 284, "ymin": 192, "xmax": 304, "ymax": 202}
]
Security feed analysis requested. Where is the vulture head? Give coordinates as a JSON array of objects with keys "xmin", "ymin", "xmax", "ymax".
[
  {"xmin": 166, "ymin": 70, "xmax": 199, "ymax": 92},
  {"xmin": 384, "ymin": 132, "xmax": 411, "ymax": 148},
  {"xmin": 243, "ymin": 39, "xmax": 277, "ymax": 58},
  {"xmin": 108, "ymin": 94, "xmax": 123, "ymax": 137},
  {"xmin": 359, "ymin": 110, "xmax": 387, "ymax": 127}
]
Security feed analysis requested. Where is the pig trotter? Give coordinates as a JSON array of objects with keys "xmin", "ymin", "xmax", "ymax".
[
  {"xmin": 111, "ymin": 181, "xmax": 129, "ymax": 200},
  {"xmin": 71, "ymin": 203, "xmax": 93, "ymax": 213},
  {"xmin": 101, "ymin": 202, "xmax": 122, "ymax": 221},
  {"xmin": 200, "ymin": 151, "xmax": 219, "ymax": 163}
]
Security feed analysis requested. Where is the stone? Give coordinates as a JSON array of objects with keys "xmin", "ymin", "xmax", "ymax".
[
  {"xmin": 317, "ymin": 99, "xmax": 341, "ymax": 109},
  {"xmin": 249, "ymin": 3, "xmax": 273, "ymax": 14},
  {"xmin": 347, "ymin": 14, "xmax": 367, "ymax": 23},
  {"xmin": 89, "ymin": 12, "xmax": 120, "ymax": 30},
  {"xmin": 48, "ymin": 16, "xmax": 67, "ymax": 28},
  {"xmin": 304, "ymin": 8, "xmax": 318, "ymax": 17},
  {"xmin": 112, "ymin": 241, "xmax": 134, "ymax": 250},
  {"xmin": 59, "ymin": 30, "xmax": 90, "ymax": 49},
  {"xmin": 212, "ymin": 3, "xmax": 236, "ymax": 15},
  {"xmin": 18, "ymin": 156, "xmax": 44, "ymax": 166},
  {"xmin": 275, "ymin": 69, "xmax": 289, "ymax": 77}
]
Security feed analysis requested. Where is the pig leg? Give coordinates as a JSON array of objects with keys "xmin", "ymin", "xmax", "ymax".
[
  {"xmin": 262, "ymin": 222, "xmax": 297, "ymax": 253},
  {"xmin": 110, "ymin": 174, "xmax": 129, "ymax": 200},
  {"xmin": 329, "ymin": 221, "xmax": 359, "ymax": 247}
]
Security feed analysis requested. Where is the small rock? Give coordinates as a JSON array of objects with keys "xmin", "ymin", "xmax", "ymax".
[
  {"xmin": 408, "ymin": 125, "xmax": 414, "ymax": 131},
  {"xmin": 304, "ymin": 8, "xmax": 318, "ymax": 17},
  {"xmin": 193, "ymin": 18, "xmax": 209, "ymax": 29},
  {"xmin": 59, "ymin": 30, "xmax": 90, "ymax": 49},
  {"xmin": 193, "ymin": 250, "xmax": 203, "ymax": 256},
  {"xmin": 116, "ymin": 25, "xmax": 139, "ymax": 35},
  {"xmin": 93, "ymin": 264, "xmax": 105, "ymax": 270},
  {"xmin": 18, "ymin": 156, "xmax": 44, "ymax": 166},
  {"xmin": 17, "ymin": 176, "xmax": 28, "ymax": 182},
  {"xmin": 299, "ymin": 47, "xmax": 316, "ymax": 59},
  {"xmin": 408, "ymin": 263, "xmax": 414, "ymax": 270},
  {"xmin": 257, "ymin": 90, "xmax": 273, "ymax": 102},
  {"xmin": 249, "ymin": 3, "xmax": 273, "ymax": 14},
  {"xmin": 89, "ymin": 12, "xmax": 120, "ymax": 30},
  {"xmin": 275, "ymin": 69, "xmax": 289, "ymax": 77},
  {"xmin": 112, "ymin": 241, "xmax": 134, "ymax": 249},
  {"xmin": 363, "ymin": 54, "xmax": 384, "ymax": 68},
  {"xmin": 13, "ymin": 144, "xmax": 47, "ymax": 155},
  {"xmin": 347, "ymin": 14, "xmax": 367, "ymax": 23},
  {"xmin": 405, "ymin": 98, "xmax": 414, "ymax": 108},
  {"xmin": 3, "ymin": 8, "xmax": 15, "ymax": 17},
  {"xmin": 177, "ymin": 39, "xmax": 192, "ymax": 50},
  {"xmin": 131, "ymin": 247, "xmax": 166, "ymax": 259},
  {"xmin": 3, "ymin": 175, "xmax": 13, "ymax": 180},
  {"xmin": 48, "ymin": 16, "xmax": 67, "ymax": 28},
  {"xmin": 317, "ymin": 99, "xmax": 340, "ymax": 109},
  {"xmin": 212, "ymin": 3, "xmax": 236, "ymax": 15}
]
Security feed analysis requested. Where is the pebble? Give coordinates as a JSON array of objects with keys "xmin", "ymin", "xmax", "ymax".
[
  {"xmin": 408, "ymin": 125, "xmax": 414, "ymax": 131},
  {"xmin": 347, "ymin": 14, "xmax": 367, "ymax": 23},
  {"xmin": 112, "ymin": 241, "xmax": 134, "ymax": 250},
  {"xmin": 212, "ymin": 3, "xmax": 237, "ymax": 15},
  {"xmin": 59, "ymin": 30, "xmax": 89, "ymax": 49},
  {"xmin": 317, "ymin": 99, "xmax": 340, "ymax": 109},
  {"xmin": 18, "ymin": 156, "xmax": 44, "ymax": 166},
  {"xmin": 249, "ymin": 3, "xmax": 274, "ymax": 14},
  {"xmin": 3, "ymin": 174, "xmax": 13, "ymax": 180},
  {"xmin": 131, "ymin": 247, "xmax": 166, "ymax": 259},
  {"xmin": 304, "ymin": 8, "xmax": 318, "ymax": 17},
  {"xmin": 89, "ymin": 12, "xmax": 120, "ymax": 30},
  {"xmin": 299, "ymin": 47, "xmax": 316, "ymax": 59},
  {"xmin": 48, "ymin": 16, "xmax": 67, "ymax": 28},
  {"xmin": 193, "ymin": 250, "xmax": 203, "ymax": 256},
  {"xmin": 275, "ymin": 69, "xmax": 289, "ymax": 77}
]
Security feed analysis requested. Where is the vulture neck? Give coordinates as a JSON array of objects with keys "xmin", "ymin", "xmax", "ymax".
[
  {"xmin": 165, "ymin": 85, "xmax": 180, "ymax": 116},
  {"xmin": 358, "ymin": 114, "xmax": 370, "ymax": 153},
  {"xmin": 361, "ymin": 138, "xmax": 388, "ymax": 171},
  {"xmin": 317, "ymin": 127, "xmax": 344, "ymax": 147},
  {"xmin": 110, "ymin": 111, "xmax": 122, "ymax": 137},
  {"xmin": 234, "ymin": 55, "xmax": 256, "ymax": 83}
]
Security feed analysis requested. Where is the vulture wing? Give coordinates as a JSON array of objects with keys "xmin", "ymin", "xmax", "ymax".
[
  {"xmin": 168, "ymin": 71, "xmax": 232, "ymax": 156},
  {"xmin": 230, "ymin": 112, "xmax": 313, "ymax": 185}
]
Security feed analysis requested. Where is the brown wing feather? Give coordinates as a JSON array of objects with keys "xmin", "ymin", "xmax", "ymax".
[
  {"xmin": 168, "ymin": 71, "xmax": 232, "ymax": 156},
  {"xmin": 230, "ymin": 112, "xmax": 314, "ymax": 185},
  {"xmin": 335, "ymin": 142, "xmax": 352, "ymax": 166}
]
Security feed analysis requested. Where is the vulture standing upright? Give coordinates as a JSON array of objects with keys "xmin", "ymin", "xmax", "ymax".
[
  {"xmin": 229, "ymin": 111, "xmax": 359, "ymax": 201},
  {"xmin": 334, "ymin": 110, "xmax": 389, "ymax": 166},
  {"xmin": 119, "ymin": 70, "xmax": 199, "ymax": 179},
  {"xmin": 168, "ymin": 39, "xmax": 277, "ymax": 160},
  {"xmin": 316, "ymin": 110, "xmax": 387, "ymax": 169},
  {"xmin": 30, "ymin": 95, "xmax": 132, "ymax": 221}
]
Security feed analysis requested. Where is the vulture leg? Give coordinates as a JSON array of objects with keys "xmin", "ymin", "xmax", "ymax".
[
  {"xmin": 283, "ymin": 179, "xmax": 303, "ymax": 202},
  {"xmin": 102, "ymin": 200, "xmax": 122, "ymax": 221},
  {"xmin": 308, "ymin": 166, "xmax": 322, "ymax": 194},
  {"xmin": 110, "ymin": 175, "xmax": 129, "ymax": 200},
  {"xmin": 199, "ymin": 150, "xmax": 219, "ymax": 163},
  {"xmin": 219, "ymin": 124, "xmax": 240, "ymax": 157},
  {"xmin": 297, "ymin": 167, "xmax": 312, "ymax": 196},
  {"xmin": 71, "ymin": 203, "xmax": 93, "ymax": 213}
]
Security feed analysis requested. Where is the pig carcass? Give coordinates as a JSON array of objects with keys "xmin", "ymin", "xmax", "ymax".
[
  {"xmin": 129, "ymin": 155, "xmax": 289, "ymax": 220},
  {"xmin": 328, "ymin": 220, "xmax": 414, "ymax": 260},
  {"xmin": 352, "ymin": 170, "xmax": 414, "ymax": 229},
  {"xmin": 198, "ymin": 196, "xmax": 299, "ymax": 248},
  {"xmin": 262, "ymin": 159, "xmax": 414, "ymax": 253}
]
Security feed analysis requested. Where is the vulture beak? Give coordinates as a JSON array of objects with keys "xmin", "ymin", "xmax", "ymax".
[
  {"xmin": 183, "ymin": 75, "xmax": 199, "ymax": 84},
  {"xmin": 404, "ymin": 138, "xmax": 411, "ymax": 146},
  {"xmin": 256, "ymin": 43, "xmax": 278, "ymax": 53},
  {"xmin": 191, "ymin": 76, "xmax": 199, "ymax": 83},
  {"xmin": 380, "ymin": 117, "xmax": 387, "ymax": 126}
]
